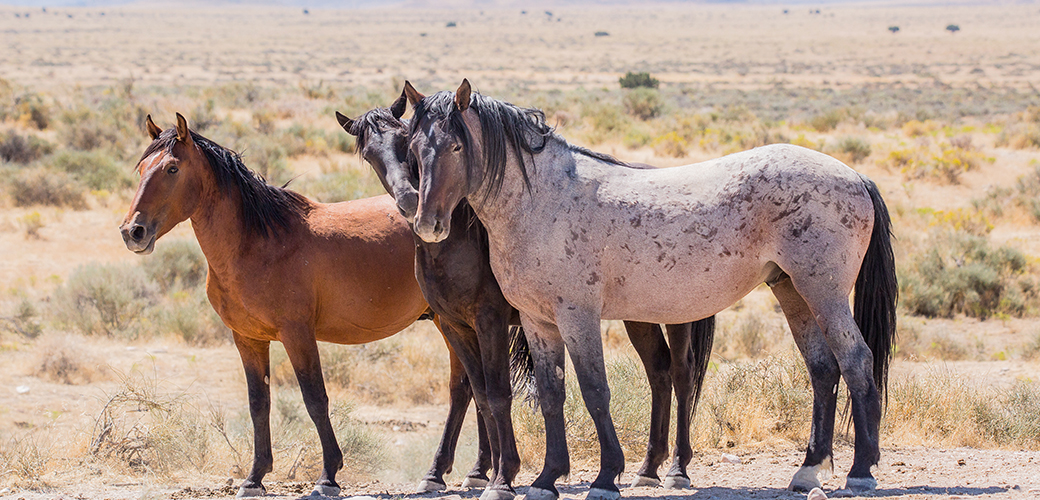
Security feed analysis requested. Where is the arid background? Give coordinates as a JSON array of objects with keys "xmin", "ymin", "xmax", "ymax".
[{"xmin": 1, "ymin": 2, "xmax": 1040, "ymax": 499}]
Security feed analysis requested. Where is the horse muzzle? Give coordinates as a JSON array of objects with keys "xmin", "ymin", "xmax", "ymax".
[
  {"xmin": 413, "ymin": 214, "xmax": 450, "ymax": 243},
  {"xmin": 119, "ymin": 218, "xmax": 157, "ymax": 255},
  {"xmin": 394, "ymin": 189, "xmax": 419, "ymax": 223}
]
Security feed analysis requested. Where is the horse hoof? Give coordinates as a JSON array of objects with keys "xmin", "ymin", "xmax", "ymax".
[
  {"xmin": 463, "ymin": 476, "xmax": 490, "ymax": 488},
  {"xmin": 844, "ymin": 476, "xmax": 877, "ymax": 491},
  {"xmin": 311, "ymin": 484, "xmax": 340, "ymax": 497},
  {"xmin": 662, "ymin": 476, "xmax": 690, "ymax": 490},
  {"xmin": 236, "ymin": 486, "xmax": 266, "ymax": 498},
  {"xmin": 807, "ymin": 487, "xmax": 828, "ymax": 500},
  {"xmin": 524, "ymin": 487, "xmax": 558, "ymax": 500},
  {"xmin": 629, "ymin": 476, "xmax": 660, "ymax": 488},
  {"xmin": 788, "ymin": 466, "xmax": 823, "ymax": 492},
  {"xmin": 480, "ymin": 488, "xmax": 516, "ymax": 500},
  {"xmin": 586, "ymin": 488, "xmax": 620, "ymax": 500},
  {"xmin": 416, "ymin": 479, "xmax": 448, "ymax": 493}
]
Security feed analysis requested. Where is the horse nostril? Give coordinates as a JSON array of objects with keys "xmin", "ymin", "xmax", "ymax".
[
  {"xmin": 433, "ymin": 220, "xmax": 443, "ymax": 235},
  {"xmin": 130, "ymin": 226, "xmax": 146, "ymax": 241}
]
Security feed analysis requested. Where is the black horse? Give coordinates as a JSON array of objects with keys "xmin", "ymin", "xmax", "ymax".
[{"xmin": 336, "ymin": 91, "xmax": 715, "ymax": 500}]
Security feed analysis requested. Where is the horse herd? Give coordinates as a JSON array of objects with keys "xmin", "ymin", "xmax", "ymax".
[{"xmin": 118, "ymin": 79, "xmax": 897, "ymax": 499}]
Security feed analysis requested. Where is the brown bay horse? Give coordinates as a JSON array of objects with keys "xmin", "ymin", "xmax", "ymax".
[{"xmin": 120, "ymin": 113, "xmax": 492, "ymax": 497}]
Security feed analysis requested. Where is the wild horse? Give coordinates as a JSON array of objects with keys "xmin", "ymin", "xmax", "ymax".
[
  {"xmin": 405, "ymin": 80, "xmax": 897, "ymax": 500},
  {"xmin": 120, "ymin": 113, "xmax": 508, "ymax": 497},
  {"xmin": 336, "ymin": 96, "xmax": 714, "ymax": 500}
]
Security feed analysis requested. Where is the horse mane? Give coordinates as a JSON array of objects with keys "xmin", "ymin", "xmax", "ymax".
[
  {"xmin": 349, "ymin": 106, "xmax": 405, "ymax": 153},
  {"xmin": 410, "ymin": 90, "xmax": 629, "ymax": 202},
  {"xmin": 140, "ymin": 128, "xmax": 313, "ymax": 238}
]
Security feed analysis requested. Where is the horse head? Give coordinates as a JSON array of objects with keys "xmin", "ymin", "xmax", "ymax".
[{"xmin": 121, "ymin": 113, "xmax": 210, "ymax": 254}]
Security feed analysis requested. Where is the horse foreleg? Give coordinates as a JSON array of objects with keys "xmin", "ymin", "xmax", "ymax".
[
  {"xmin": 281, "ymin": 326, "xmax": 343, "ymax": 497},
  {"xmin": 476, "ymin": 307, "xmax": 520, "ymax": 500},
  {"xmin": 233, "ymin": 332, "xmax": 273, "ymax": 498},
  {"xmin": 558, "ymin": 308, "xmax": 623, "ymax": 500},
  {"xmin": 520, "ymin": 313, "xmax": 569, "ymax": 500},
  {"xmin": 663, "ymin": 322, "xmax": 694, "ymax": 489},
  {"xmin": 622, "ymin": 321, "xmax": 671, "ymax": 488},
  {"xmin": 772, "ymin": 278, "xmax": 840, "ymax": 492},
  {"xmin": 418, "ymin": 329, "xmax": 473, "ymax": 492}
]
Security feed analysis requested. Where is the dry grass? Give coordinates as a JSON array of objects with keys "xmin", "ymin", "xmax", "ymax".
[{"xmin": 1, "ymin": 2, "xmax": 1040, "ymax": 493}]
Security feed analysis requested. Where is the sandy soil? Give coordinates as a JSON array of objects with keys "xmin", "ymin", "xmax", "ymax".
[{"xmin": 2, "ymin": 447, "xmax": 1038, "ymax": 499}]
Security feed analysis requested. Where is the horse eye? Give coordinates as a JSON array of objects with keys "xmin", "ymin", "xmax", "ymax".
[
  {"xmin": 452, "ymin": 144, "xmax": 463, "ymax": 153},
  {"xmin": 167, "ymin": 166, "xmax": 179, "ymax": 174}
]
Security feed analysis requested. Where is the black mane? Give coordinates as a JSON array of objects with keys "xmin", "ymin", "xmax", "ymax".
[
  {"xmin": 140, "ymin": 128, "xmax": 312, "ymax": 238},
  {"xmin": 350, "ymin": 106, "xmax": 405, "ymax": 153},
  {"xmin": 409, "ymin": 90, "xmax": 628, "ymax": 202}
]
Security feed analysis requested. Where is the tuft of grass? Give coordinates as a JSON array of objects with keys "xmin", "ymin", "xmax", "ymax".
[
  {"xmin": 18, "ymin": 211, "xmax": 44, "ymax": 239},
  {"xmin": 34, "ymin": 334, "xmax": 105, "ymax": 384}
]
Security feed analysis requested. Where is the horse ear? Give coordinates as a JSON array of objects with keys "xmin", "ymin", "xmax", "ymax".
[
  {"xmin": 175, "ymin": 113, "xmax": 192, "ymax": 143},
  {"xmin": 145, "ymin": 114, "xmax": 162, "ymax": 140},
  {"xmin": 403, "ymin": 81, "xmax": 425, "ymax": 107},
  {"xmin": 455, "ymin": 78, "xmax": 471, "ymax": 112},
  {"xmin": 389, "ymin": 90, "xmax": 407, "ymax": 119},
  {"xmin": 335, "ymin": 111, "xmax": 356, "ymax": 135}
]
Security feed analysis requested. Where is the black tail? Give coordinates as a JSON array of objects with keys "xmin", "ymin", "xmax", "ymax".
[
  {"xmin": 508, "ymin": 325, "xmax": 537, "ymax": 404},
  {"xmin": 853, "ymin": 177, "xmax": 898, "ymax": 405},
  {"xmin": 689, "ymin": 316, "xmax": 715, "ymax": 412}
]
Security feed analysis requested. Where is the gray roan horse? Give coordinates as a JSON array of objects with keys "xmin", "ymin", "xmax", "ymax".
[
  {"xmin": 335, "ymin": 96, "xmax": 715, "ymax": 500},
  {"xmin": 405, "ymin": 80, "xmax": 897, "ymax": 500}
]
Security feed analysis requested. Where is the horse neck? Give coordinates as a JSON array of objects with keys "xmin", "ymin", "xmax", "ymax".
[
  {"xmin": 468, "ymin": 137, "xmax": 573, "ymax": 236},
  {"xmin": 188, "ymin": 182, "xmax": 249, "ymax": 277}
]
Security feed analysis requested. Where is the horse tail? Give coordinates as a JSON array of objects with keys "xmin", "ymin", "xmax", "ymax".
[
  {"xmin": 509, "ymin": 325, "xmax": 538, "ymax": 404},
  {"xmin": 689, "ymin": 315, "xmax": 716, "ymax": 412},
  {"xmin": 853, "ymin": 176, "xmax": 898, "ymax": 405}
]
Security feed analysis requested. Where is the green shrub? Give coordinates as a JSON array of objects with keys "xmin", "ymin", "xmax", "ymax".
[
  {"xmin": 13, "ymin": 92, "xmax": 50, "ymax": 129},
  {"xmin": 148, "ymin": 288, "xmax": 227, "ymax": 346},
  {"xmin": 9, "ymin": 167, "xmax": 88, "ymax": 208},
  {"xmin": 619, "ymin": 72, "xmax": 659, "ymax": 89},
  {"xmin": 830, "ymin": 136, "xmax": 871, "ymax": 164},
  {"xmin": 808, "ymin": 109, "xmax": 845, "ymax": 132},
  {"xmin": 900, "ymin": 229, "xmax": 1036, "ymax": 319},
  {"xmin": 51, "ymin": 263, "xmax": 159, "ymax": 337},
  {"xmin": 48, "ymin": 150, "xmax": 131, "ymax": 191},
  {"xmin": 622, "ymin": 88, "xmax": 663, "ymax": 120},
  {"xmin": 140, "ymin": 239, "xmax": 208, "ymax": 292},
  {"xmin": 0, "ymin": 131, "xmax": 54, "ymax": 164}
]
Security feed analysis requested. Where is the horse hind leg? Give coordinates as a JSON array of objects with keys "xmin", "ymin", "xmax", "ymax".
[
  {"xmin": 556, "ymin": 308, "xmax": 624, "ymax": 500},
  {"xmin": 770, "ymin": 278, "xmax": 840, "ymax": 492},
  {"xmin": 622, "ymin": 321, "xmax": 671, "ymax": 488},
  {"xmin": 663, "ymin": 317, "xmax": 714, "ymax": 490},
  {"xmin": 520, "ymin": 313, "xmax": 570, "ymax": 500},
  {"xmin": 785, "ymin": 278, "xmax": 883, "ymax": 492}
]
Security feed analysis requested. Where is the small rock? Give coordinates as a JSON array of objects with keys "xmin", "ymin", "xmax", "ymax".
[
  {"xmin": 807, "ymin": 487, "xmax": 828, "ymax": 500},
  {"xmin": 150, "ymin": 346, "xmax": 168, "ymax": 354},
  {"xmin": 957, "ymin": 458, "xmax": 966, "ymax": 466},
  {"xmin": 721, "ymin": 453, "xmax": 741, "ymax": 464},
  {"xmin": 15, "ymin": 385, "xmax": 30, "ymax": 394},
  {"xmin": 831, "ymin": 489, "xmax": 856, "ymax": 498},
  {"xmin": 225, "ymin": 478, "xmax": 234, "ymax": 486}
]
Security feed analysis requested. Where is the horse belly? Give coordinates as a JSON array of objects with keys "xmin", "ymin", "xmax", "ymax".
[{"xmin": 601, "ymin": 252, "xmax": 768, "ymax": 324}]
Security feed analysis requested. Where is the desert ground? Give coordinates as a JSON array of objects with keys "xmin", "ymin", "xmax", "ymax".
[{"xmin": 2, "ymin": 2, "xmax": 1040, "ymax": 500}]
